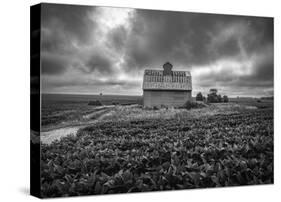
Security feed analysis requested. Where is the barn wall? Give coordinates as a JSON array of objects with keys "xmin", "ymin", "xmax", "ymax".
[{"xmin": 143, "ymin": 90, "xmax": 192, "ymax": 107}]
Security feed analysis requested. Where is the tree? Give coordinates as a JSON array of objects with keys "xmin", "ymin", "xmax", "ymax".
[
  {"xmin": 196, "ymin": 92, "xmax": 204, "ymax": 101},
  {"xmin": 223, "ymin": 95, "xmax": 229, "ymax": 103},
  {"xmin": 217, "ymin": 94, "xmax": 222, "ymax": 102},
  {"xmin": 207, "ymin": 89, "xmax": 229, "ymax": 103},
  {"xmin": 207, "ymin": 88, "xmax": 218, "ymax": 103},
  {"xmin": 203, "ymin": 96, "xmax": 206, "ymax": 102},
  {"xmin": 207, "ymin": 93, "xmax": 218, "ymax": 103}
]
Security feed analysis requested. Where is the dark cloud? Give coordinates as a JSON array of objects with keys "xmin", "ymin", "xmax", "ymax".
[
  {"xmin": 243, "ymin": 18, "xmax": 273, "ymax": 53},
  {"xmin": 41, "ymin": 27, "xmax": 77, "ymax": 55},
  {"xmin": 41, "ymin": 3, "xmax": 96, "ymax": 48},
  {"xmin": 123, "ymin": 11, "xmax": 220, "ymax": 69},
  {"xmin": 83, "ymin": 53, "xmax": 114, "ymax": 74},
  {"xmin": 41, "ymin": 53, "xmax": 69, "ymax": 75},
  {"xmin": 214, "ymin": 37, "xmax": 240, "ymax": 58},
  {"xmin": 41, "ymin": 4, "xmax": 116, "ymax": 76},
  {"xmin": 251, "ymin": 49, "xmax": 274, "ymax": 82},
  {"xmin": 123, "ymin": 10, "xmax": 273, "ymax": 70}
]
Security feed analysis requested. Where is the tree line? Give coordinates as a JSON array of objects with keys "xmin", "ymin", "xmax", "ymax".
[{"xmin": 196, "ymin": 89, "xmax": 229, "ymax": 103}]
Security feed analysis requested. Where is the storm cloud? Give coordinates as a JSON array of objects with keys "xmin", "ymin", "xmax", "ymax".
[
  {"xmin": 41, "ymin": 52, "xmax": 69, "ymax": 75},
  {"xmin": 41, "ymin": 3, "xmax": 273, "ymax": 97}
]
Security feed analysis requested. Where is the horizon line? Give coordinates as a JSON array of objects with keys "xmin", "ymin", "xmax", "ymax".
[{"xmin": 41, "ymin": 92, "xmax": 273, "ymax": 99}]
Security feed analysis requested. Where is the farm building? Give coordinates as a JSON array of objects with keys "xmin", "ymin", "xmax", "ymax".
[{"xmin": 142, "ymin": 62, "xmax": 192, "ymax": 107}]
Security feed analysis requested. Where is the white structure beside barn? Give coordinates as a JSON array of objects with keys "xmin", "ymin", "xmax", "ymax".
[{"xmin": 142, "ymin": 62, "xmax": 192, "ymax": 107}]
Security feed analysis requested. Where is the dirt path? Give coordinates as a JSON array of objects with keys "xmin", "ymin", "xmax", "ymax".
[
  {"xmin": 41, "ymin": 108, "xmax": 114, "ymax": 145},
  {"xmin": 41, "ymin": 127, "xmax": 81, "ymax": 145}
]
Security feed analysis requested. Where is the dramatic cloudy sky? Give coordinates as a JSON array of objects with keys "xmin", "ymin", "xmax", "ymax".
[{"xmin": 41, "ymin": 3, "xmax": 273, "ymax": 97}]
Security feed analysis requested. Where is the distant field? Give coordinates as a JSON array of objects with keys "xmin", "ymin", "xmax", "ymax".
[
  {"xmin": 42, "ymin": 94, "xmax": 143, "ymax": 105},
  {"xmin": 41, "ymin": 94, "xmax": 143, "ymax": 130},
  {"xmin": 229, "ymin": 97, "xmax": 273, "ymax": 108}
]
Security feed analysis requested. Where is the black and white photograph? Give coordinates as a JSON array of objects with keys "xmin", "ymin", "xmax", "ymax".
[{"xmin": 30, "ymin": 2, "xmax": 273, "ymax": 198}]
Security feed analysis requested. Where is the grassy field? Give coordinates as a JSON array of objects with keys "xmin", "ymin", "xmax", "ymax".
[
  {"xmin": 41, "ymin": 94, "xmax": 272, "ymax": 130},
  {"xmin": 40, "ymin": 94, "xmax": 273, "ymax": 197},
  {"xmin": 41, "ymin": 94, "xmax": 143, "ymax": 130},
  {"xmin": 229, "ymin": 97, "xmax": 274, "ymax": 108},
  {"xmin": 42, "ymin": 94, "xmax": 143, "ymax": 105}
]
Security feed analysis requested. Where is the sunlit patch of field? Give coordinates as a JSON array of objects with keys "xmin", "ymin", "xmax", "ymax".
[
  {"xmin": 100, "ymin": 102, "xmax": 266, "ymax": 123},
  {"xmin": 41, "ymin": 100, "xmax": 273, "ymax": 145}
]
